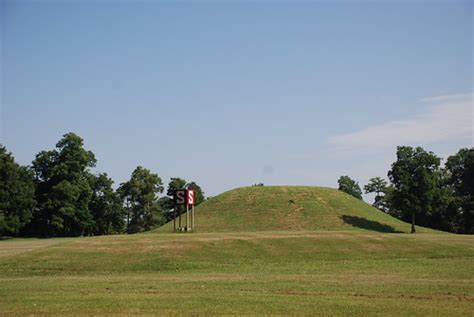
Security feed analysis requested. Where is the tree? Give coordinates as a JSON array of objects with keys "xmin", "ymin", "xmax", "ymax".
[
  {"xmin": 167, "ymin": 177, "xmax": 187, "ymax": 196},
  {"xmin": 160, "ymin": 178, "xmax": 205, "ymax": 223},
  {"xmin": 428, "ymin": 171, "xmax": 459, "ymax": 233},
  {"xmin": 338, "ymin": 176, "xmax": 363, "ymax": 200},
  {"xmin": 158, "ymin": 177, "xmax": 187, "ymax": 222},
  {"xmin": 0, "ymin": 146, "xmax": 36, "ymax": 236},
  {"xmin": 119, "ymin": 166, "xmax": 164, "ymax": 233},
  {"xmin": 117, "ymin": 180, "xmax": 132, "ymax": 231},
  {"xmin": 88, "ymin": 173, "xmax": 125, "ymax": 235},
  {"xmin": 157, "ymin": 196, "xmax": 175, "ymax": 222},
  {"xmin": 26, "ymin": 133, "xmax": 96, "ymax": 236},
  {"xmin": 364, "ymin": 177, "xmax": 389, "ymax": 210},
  {"xmin": 186, "ymin": 181, "xmax": 205, "ymax": 206},
  {"xmin": 445, "ymin": 148, "xmax": 474, "ymax": 233},
  {"xmin": 388, "ymin": 146, "xmax": 440, "ymax": 233}
]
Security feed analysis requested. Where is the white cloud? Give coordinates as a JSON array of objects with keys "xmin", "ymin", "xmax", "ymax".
[{"xmin": 327, "ymin": 93, "xmax": 473, "ymax": 150}]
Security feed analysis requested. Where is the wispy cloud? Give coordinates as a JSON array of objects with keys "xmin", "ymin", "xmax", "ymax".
[{"xmin": 327, "ymin": 93, "xmax": 473, "ymax": 150}]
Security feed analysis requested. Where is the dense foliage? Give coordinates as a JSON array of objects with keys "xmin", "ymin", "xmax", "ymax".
[
  {"xmin": 388, "ymin": 146, "xmax": 441, "ymax": 233},
  {"xmin": 0, "ymin": 146, "xmax": 36, "ymax": 236},
  {"xmin": 364, "ymin": 177, "xmax": 389, "ymax": 211},
  {"xmin": 359, "ymin": 146, "xmax": 474, "ymax": 234},
  {"xmin": 337, "ymin": 175, "xmax": 363, "ymax": 200},
  {"xmin": 159, "ymin": 178, "xmax": 206, "ymax": 223},
  {"xmin": 444, "ymin": 148, "xmax": 474, "ymax": 233},
  {"xmin": 25, "ymin": 133, "xmax": 97, "ymax": 236},
  {"xmin": 0, "ymin": 132, "xmax": 471, "ymax": 236},
  {"xmin": 0, "ymin": 133, "xmax": 205, "ymax": 237},
  {"xmin": 118, "ymin": 166, "xmax": 164, "ymax": 233},
  {"xmin": 88, "ymin": 173, "xmax": 125, "ymax": 235}
]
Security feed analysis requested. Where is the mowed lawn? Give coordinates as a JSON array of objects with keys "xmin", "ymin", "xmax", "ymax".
[{"xmin": 0, "ymin": 231, "xmax": 473, "ymax": 316}]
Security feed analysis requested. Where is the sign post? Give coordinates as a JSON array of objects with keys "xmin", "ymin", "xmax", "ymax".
[{"xmin": 173, "ymin": 189, "xmax": 195, "ymax": 233}]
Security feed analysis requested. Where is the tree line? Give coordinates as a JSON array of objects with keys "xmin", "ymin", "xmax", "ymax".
[
  {"xmin": 338, "ymin": 146, "xmax": 473, "ymax": 234},
  {"xmin": 2, "ymin": 134, "xmax": 471, "ymax": 236},
  {"xmin": 0, "ymin": 132, "xmax": 204, "ymax": 237}
]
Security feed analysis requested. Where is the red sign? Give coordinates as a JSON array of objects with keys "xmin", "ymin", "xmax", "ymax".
[
  {"xmin": 174, "ymin": 189, "xmax": 195, "ymax": 206},
  {"xmin": 186, "ymin": 190, "xmax": 195, "ymax": 205}
]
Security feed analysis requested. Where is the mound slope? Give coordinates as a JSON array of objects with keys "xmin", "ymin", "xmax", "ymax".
[{"xmin": 155, "ymin": 186, "xmax": 434, "ymax": 233}]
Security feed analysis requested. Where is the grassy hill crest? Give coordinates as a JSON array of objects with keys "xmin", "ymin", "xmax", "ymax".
[{"xmin": 155, "ymin": 186, "xmax": 434, "ymax": 233}]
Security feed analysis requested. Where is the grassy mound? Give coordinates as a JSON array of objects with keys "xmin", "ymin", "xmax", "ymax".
[{"xmin": 155, "ymin": 186, "xmax": 434, "ymax": 233}]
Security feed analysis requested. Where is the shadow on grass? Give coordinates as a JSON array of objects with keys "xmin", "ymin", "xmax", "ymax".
[{"xmin": 341, "ymin": 215, "xmax": 403, "ymax": 233}]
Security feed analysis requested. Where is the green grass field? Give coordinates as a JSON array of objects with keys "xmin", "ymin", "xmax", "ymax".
[{"xmin": 1, "ymin": 187, "xmax": 473, "ymax": 316}]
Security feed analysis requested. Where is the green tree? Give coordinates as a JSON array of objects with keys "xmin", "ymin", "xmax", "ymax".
[
  {"xmin": 157, "ymin": 177, "xmax": 187, "ymax": 222},
  {"xmin": 337, "ymin": 176, "xmax": 363, "ymax": 200},
  {"xmin": 119, "ymin": 166, "xmax": 164, "ymax": 233},
  {"xmin": 186, "ymin": 181, "xmax": 205, "ymax": 206},
  {"xmin": 388, "ymin": 146, "xmax": 441, "ymax": 233},
  {"xmin": 157, "ymin": 196, "xmax": 175, "ymax": 222},
  {"xmin": 88, "ymin": 173, "xmax": 125, "ymax": 235},
  {"xmin": 167, "ymin": 177, "xmax": 187, "ymax": 196},
  {"xmin": 0, "ymin": 146, "xmax": 36, "ymax": 236},
  {"xmin": 428, "ymin": 171, "xmax": 459, "ymax": 233},
  {"xmin": 364, "ymin": 177, "xmax": 389, "ymax": 210},
  {"xmin": 445, "ymin": 148, "xmax": 474, "ymax": 233},
  {"xmin": 27, "ymin": 133, "xmax": 96, "ymax": 236},
  {"xmin": 117, "ymin": 180, "xmax": 133, "ymax": 231}
]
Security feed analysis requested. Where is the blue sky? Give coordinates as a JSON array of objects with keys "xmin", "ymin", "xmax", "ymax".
[{"xmin": 1, "ymin": 0, "xmax": 472, "ymax": 200}]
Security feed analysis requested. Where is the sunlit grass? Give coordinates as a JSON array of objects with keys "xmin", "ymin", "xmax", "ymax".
[
  {"xmin": 0, "ymin": 231, "xmax": 472, "ymax": 316},
  {"xmin": 154, "ymin": 186, "xmax": 437, "ymax": 234}
]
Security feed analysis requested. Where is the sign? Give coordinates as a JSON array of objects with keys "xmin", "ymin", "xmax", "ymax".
[
  {"xmin": 186, "ymin": 189, "xmax": 195, "ymax": 206},
  {"xmin": 174, "ymin": 190, "xmax": 186, "ymax": 205},
  {"xmin": 173, "ymin": 188, "xmax": 195, "ymax": 233},
  {"xmin": 174, "ymin": 189, "xmax": 195, "ymax": 206}
]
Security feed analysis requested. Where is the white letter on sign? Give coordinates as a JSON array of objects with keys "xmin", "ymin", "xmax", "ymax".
[
  {"xmin": 176, "ymin": 190, "xmax": 185, "ymax": 205},
  {"xmin": 187, "ymin": 190, "xmax": 195, "ymax": 205}
]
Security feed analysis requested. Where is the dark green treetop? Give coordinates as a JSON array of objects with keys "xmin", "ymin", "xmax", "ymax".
[
  {"xmin": 388, "ymin": 146, "xmax": 440, "ymax": 233},
  {"xmin": 338, "ymin": 175, "xmax": 363, "ymax": 200},
  {"xmin": 119, "ymin": 166, "xmax": 164, "ymax": 233},
  {"xmin": 167, "ymin": 177, "xmax": 187, "ymax": 196},
  {"xmin": 445, "ymin": 148, "xmax": 474, "ymax": 233},
  {"xmin": 88, "ymin": 172, "xmax": 125, "ymax": 235},
  {"xmin": 364, "ymin": 177, "xmax": 389, "ymax": 211},
  {"xmin": 0, "ymin": 145, "xmax": 36, "ymax": 236},
  {"xmin": 28, "ymin": 132, "xmax": 96, "ymax": 236}
]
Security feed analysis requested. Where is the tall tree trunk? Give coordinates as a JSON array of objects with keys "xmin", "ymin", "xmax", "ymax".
[
  {"xmin": 411, "ymin": 213, "xmax": 416, "ymax": 233},
  {"xmin": 126, "ymin": 214, "xmax": 129, "ymax": 233},
  {"xmin": 126, "ymin": 201, "xmax": 130, "ymax": 233}
]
